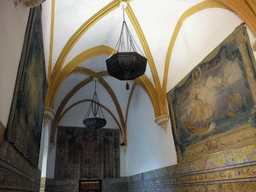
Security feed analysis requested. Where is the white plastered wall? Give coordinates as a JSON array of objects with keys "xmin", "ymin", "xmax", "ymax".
[
  {"xmin": 126, "ymin": 86, "xmax": 176, "ymax": 176},
  {"xmin": 0, "ymin": 0, "xmax": 30, "ymax": 126},
  {"xmin": 0, "ymin": 0, "xmax": 50, "ymax": 126},
  {"xmin": 124, "ymin": 9, "xmax": 256, "ymax": 176}
]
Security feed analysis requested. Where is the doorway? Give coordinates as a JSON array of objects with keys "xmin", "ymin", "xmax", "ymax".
[{"xmin": 79, "ymin": 180, "xmax": 102, "ymax": 192}]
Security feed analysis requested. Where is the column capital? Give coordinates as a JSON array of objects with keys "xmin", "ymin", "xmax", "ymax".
[
  {"xmin": 43, "ymin": 107, "xmax": 55, "ymax": 126},
  {"xmin": 155, "ymin": 114, "xmax": 169, "ymax": 132}
]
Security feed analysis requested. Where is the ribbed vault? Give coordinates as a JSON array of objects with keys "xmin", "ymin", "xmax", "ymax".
[{"xmin": 46, "ymin": 0, "xmax": 256, "ymax": 144}]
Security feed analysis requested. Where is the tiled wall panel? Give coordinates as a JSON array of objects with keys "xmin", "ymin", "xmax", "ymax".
[{"xmin": 103, "ymin": 143, "xmax": 256, "ymax": 192}]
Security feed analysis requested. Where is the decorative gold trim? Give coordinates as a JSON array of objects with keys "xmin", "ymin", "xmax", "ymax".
[{"xmin": 253, "ymin": 41, "xmax": 256, "ymax": 51}]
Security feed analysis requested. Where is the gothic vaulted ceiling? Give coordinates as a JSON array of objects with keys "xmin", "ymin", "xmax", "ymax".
[{"xmin": 43, "ymin": 0, "xmax": 256, "ymax": 144}]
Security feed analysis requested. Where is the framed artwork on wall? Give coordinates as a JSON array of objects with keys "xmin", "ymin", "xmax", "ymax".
[
  {"xmin": 6, "ymin": 5, "xmax": 47, "ymax": 167},
  {"xmin": 167, "ymin": 24, "xmax": 256, "ymax": 163}
]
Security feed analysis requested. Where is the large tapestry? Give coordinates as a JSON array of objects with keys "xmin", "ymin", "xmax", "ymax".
[
  {"xmin": 6, "ymin": 5, "xmax": 47, "ymax": 167},
  {"xmin": 167, "ymin": 24, "xmax": 256, "ymax": 162},
  {"xmin": 55, "ymin": 127, "xmax": 120, "ymax": 180}
]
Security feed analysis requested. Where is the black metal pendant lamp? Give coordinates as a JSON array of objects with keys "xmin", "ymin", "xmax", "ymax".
[
  {"xmin": 106, "ymin": 2, "xmax": 147, "ymax": 81},
  {"xmin": 83, "ymin": 79, "xmax": 107, "ymax": 129}
]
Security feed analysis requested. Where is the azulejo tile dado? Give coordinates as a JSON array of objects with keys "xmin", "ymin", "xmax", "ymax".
[
  {"xmin": 179, "ymin": 143, "xmax": 256, "ymax": 174},
  {"xmin": 103, "ymin": 144, "xmax": 256, "ymax": 191}
]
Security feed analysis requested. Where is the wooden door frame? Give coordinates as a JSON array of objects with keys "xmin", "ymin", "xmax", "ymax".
[{"xmin": 79, "ymin": 179, "xmax": 102, "ymax": 192}]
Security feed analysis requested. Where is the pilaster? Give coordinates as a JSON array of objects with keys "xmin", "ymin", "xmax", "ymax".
[{"xmin": 39, "ymin": 107, "xmax": 55, "ymax": 192}]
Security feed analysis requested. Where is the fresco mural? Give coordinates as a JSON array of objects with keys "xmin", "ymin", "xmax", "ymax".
[{"xmin": 167, "ymin": 25, "xmax": 256, "ymax": 162}]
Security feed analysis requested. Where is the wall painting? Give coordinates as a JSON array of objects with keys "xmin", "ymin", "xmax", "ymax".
[{"xmin": 167, "ymin": 24, "xmax": 256, "ymax": 163}]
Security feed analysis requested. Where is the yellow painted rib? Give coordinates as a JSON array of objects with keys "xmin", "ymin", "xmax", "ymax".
[
  {"xmin": 45, "ymin": 0, "xmax": 166, "ymax": 121},
  {"xmin": 98, "ymin": 77, "xmax": 126, "ymax": 128},
  {"xmin": 47, "ymin": 0, "xmax": 55, "ymax": 82},
  {"xmin": 57, "ymin": 99, "xmax": 124, "ymax": 143},
  {"xmin": 245, "ymin": 0, "xmax": 256, "ymax": 15},
  {"xmin": 124, "ymin": 78, "xmax": 159, "ymax": 138},
  {"xmin": 219, "ymin": 0, "xmax": 256, "ymax": 36},
  {"xmin": 134, "ymin": 75, "xmax": 161, "ymax": 117},
  {"xmin": 50, "ymin": 76, "xmax": 93, "ymax": 143},
  {"xmin": 46, "ymin": 0, "xmax": 256, "ymax": 144},
  {"xmin": 125, "ymin": 3, "xmax": 168, "ymax": 119},
  {"xmin": 50, "ymin": 0, "xmax": 132, "ymax": 79},
  {"xmin": 162, "ymin": 0, "xmax": 231, "ymax": 94},
  {"xmin": 50, "ymin": 68, "xmax": 126, "ymax": 144},
  {"xmin": 50, "ymin": 1, "xmax": 120, "ymax": 78},
  {"xmin": 51, "ymin": 71, "xmax": 108, "ymax": 130},
  {"xmin": 46, "ymin": 45, "xmax": 114, "ymax": 107},
  {"xmin": 71, "ymin": 67, "xmax": 109, "ymax": 77},
  {"xmin": 125, "ymin": 4, "xmax": 161, "ymax": 91}
]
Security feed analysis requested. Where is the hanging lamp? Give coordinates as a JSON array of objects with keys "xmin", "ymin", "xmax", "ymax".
[
  {"xmin": 83, "ymin": 79, "xmax": 107, "ymax": 129},
  {"xmin": 106, "ymin": 2, "xmax": 147, "ymax": 81}
]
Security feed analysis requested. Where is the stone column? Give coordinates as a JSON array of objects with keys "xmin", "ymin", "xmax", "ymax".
[
  {"xmin": 46, "ymin": 142, "xmax": 57, "ymax": 179},
  {"xmin": 39, "ymin": 107, "xmax": 55, "ymax": 192},
  {"xmin": 120, "ymin": 145, "xmax": 127, "ymax": 177}
]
